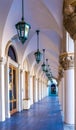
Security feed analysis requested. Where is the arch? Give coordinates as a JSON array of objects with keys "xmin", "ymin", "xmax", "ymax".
[
  {"xmin": 22, "ymin": 31, "xmax": 59, "ymax": 63},
  {"xmin": 23, "ymin": 58, "xmax": 30, "ymax": 71},
  {"xmin": 5, "ymin": 42, "xmax": 18, "ymax": 62}
]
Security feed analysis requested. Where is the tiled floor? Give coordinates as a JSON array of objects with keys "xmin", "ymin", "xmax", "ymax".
[{"xmin": 0, "ymin": 96, "xmax": 64, "ymax": 130}]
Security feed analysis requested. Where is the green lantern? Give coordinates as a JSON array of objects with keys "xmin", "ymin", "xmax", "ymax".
[
  {"xmin": 41, "ymin": 49, "xmax": 46, "ymax": 71},
  {"xmin": 34, "ymin": 49, "xmax": 42, "ymax": 64},
  {"xmin": 34, "ymin": 30, "xmax": 42, "ymax": 64},
  {"xmin": 15, "ymin": 0, "xmax": 31, "ymax": 44}
]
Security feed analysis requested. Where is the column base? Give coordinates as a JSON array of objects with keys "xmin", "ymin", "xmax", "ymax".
[
  {"xmin": 39, "ymin": 97, "xmax": 42, "ymax": 101},
  {"xmin": 30, "ymin": 99, "xmax": 33, "ymax": 105},
  {"xmin": 60, "ymin": 110, "xmax": 64, "ymax": 121},
  {"xmin": 34, "ymin": 99, "xmax": 38, "ymax": 103},
  {"xmin": 23, "ymin": 99, "xmax": 30, "ymax": 110},
  {"xmin": 6, "ymin": 112, "xmax": 10, "ymax": 119},
  {"xmin": 64, "ymin": 124, "xmax": 75, "ymax": 130}
]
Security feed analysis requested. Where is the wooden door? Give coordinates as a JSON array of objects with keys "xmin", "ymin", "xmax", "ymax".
[{"xmin": 9, "ymin": 65, "xmax": 17, "ymax": 115}]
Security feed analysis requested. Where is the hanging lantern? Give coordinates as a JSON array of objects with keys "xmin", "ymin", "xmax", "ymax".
[
  {"xmin": 34, "ymin": 50, "xmax": 42, "ymax": 64},
  {"xmin": 41, "ymin": 49, "xmax": 46, "ymax": 71},
  {"xmin": 45, "ymin": 59, "xmax": 50, "ymax": 74},
  {"xmin": 34, "ymin": 30, "xmax": 42, "ymax": 64},
  {"xmin": 15, "ymin": 0, "xmax": 31, "ymax": 44}
]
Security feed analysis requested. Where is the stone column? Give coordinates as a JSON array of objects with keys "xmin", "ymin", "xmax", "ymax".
[
  {"xmin": 0, "ymin": 57, "xmax": 6, "ymax": 121},
  {"xmin": 44, "ymin": 83, "xmax": 46, "ymax": 97},
  {"xmin": 33, "ymin": 75, "xmax": 35, "ymax": 103},
  {"xmin": 38, "ymin": 78, "xmax": 39, "ymax": 101},
  {"xmin": 58, "ymin": 78, "xmax": 64, "ymax": 120},
  {"xmin": 58, "ymin": 81, "xmax": 62, "ymax": 105},
  {"xmin": 33, "ymin": 75, "xmax": 37, "ymax": 103},
  {"xmin": 60, "ymin": 53, "xmax": 74, "ymax": 124},
  {"xmin": 39, "ymin": 79, "xmax": 41, "ymax": 100},
  {"xmin": 30, "ymin": 75, "xmax": 33, "ymax": 105},
  {"xmin": 61, "ymin": 77, "xmax": 64, "ymax": 116},
  {"xmin": 41, "ymin": 80, "xmax": 42, "ymax": 99},
  {"xmin": 17, "ymin": 65, "xmax": 22, "ymax": 112},
  {"xmin": 58, "ymin": 76, "xmax": 64, "ymax": 120},
  {"xmin": 35, "ymin": 78, "xmax": 38, "ymax": 102},
  {"xmin": 5, "ymin": 60, "xmax": 10, "ymax": 118},
  {"xmin": 42, "ymin": 81, "xmax": 43, "ymax": 99},
  {"xmin": 74, "ymin": 40, "xmax": 76, "ymax": 128},
  {"xmin": 20, "ymin": 70, "xmax": 23, "ymax": 111},
  {"xmin": 45, "ymin": 82, "xmax": 47, "ymax": 97},
  {"xmin": 63, "ymin": 1, "xmax": 76, "ymax": 127},
  {"xmin": 58, "ymin": 66, "xmax": 64, "ymax": 109},
  {"xmin": 43, "ymin": 82, "xmax": 45, "ymax": 98}
]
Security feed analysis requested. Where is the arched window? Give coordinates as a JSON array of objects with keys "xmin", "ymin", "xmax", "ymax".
[{"xmin": 8, "ymin": 45, "xmax": 17, "ymax": 62}]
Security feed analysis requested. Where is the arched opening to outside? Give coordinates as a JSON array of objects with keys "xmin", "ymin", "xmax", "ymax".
[{"xmin": 47, "ymin": 79, "xmax": 58, "ymax": 96}]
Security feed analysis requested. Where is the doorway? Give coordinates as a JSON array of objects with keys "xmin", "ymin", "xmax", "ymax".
[{"xmin": 9, "ymin": 65, "xmax": 17, "ymax": 115}]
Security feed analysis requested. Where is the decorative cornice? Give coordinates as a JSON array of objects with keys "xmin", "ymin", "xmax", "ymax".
[
  {"xmin": 59, "ymin": 52, "xmax": 74, "ymax": 70},
  {"xmin": 63, "ymin": 0, "xmax": 76, "ymax": 40}
]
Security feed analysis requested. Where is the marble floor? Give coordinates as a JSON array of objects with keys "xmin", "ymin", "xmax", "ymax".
[
  {"xmin": 0, "ymin": 96, "xmax": 64, "ymax": 130},
  {"xmin": 64, "ymin": 124, "xmax": 75, "ymax": 130}
]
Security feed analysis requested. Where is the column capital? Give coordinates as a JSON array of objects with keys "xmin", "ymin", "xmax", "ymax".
[
  {"xmin": 36, "ymin": 78, "xmax": 38, "ymax": 80},
  {"xmin": 0, "ymin": 57, "xmax": 6, "ymax": 65},
  {"xmin": 20, "ymin": 69, "xmax": 24, "ymax": 73},
  {"xmin": 63, "ymin": 0, "xmax": 76, "ymax": 40},
  {"xmin": 59, "ymin": 52, "xmax": 74, "ymax": 70},
  {"xmin": 18, "ymin": 64, "xmax": 21, "ymax": 69}
]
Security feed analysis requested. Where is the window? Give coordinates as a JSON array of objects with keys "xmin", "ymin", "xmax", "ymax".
[{"xmin": 8, "ymin": 45, "xmax": 17, "ymax": 62}]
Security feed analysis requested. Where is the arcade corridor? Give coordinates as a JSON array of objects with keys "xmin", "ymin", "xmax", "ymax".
[
  {"xmin": 0, "ymin": 0, "xmax": 76, "ymax": 129},
  {"xmin": 0, "ymin": 96, "xmax": 63, "ymax": 130}
]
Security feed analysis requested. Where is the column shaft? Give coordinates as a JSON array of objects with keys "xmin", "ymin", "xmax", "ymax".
[
  {"xmin": 64, "ymin": 69, "xmax": 74, "ymax": 124},
  {"xmin": 74, "ymin": 41, "xmax": 76, "ymax": 127},
  {"xmin": 5, "ymin": 62, "xmax": 10, "ymax": 118},
  {"xmin": 17, "ymin": 66, "xmax": 22, "ymax": 112}
]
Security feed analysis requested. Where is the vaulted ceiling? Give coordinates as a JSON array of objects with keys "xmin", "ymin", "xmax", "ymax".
[{"xmin": 0, "ymin": 0, "xmax": 64, "ymax": 79}]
